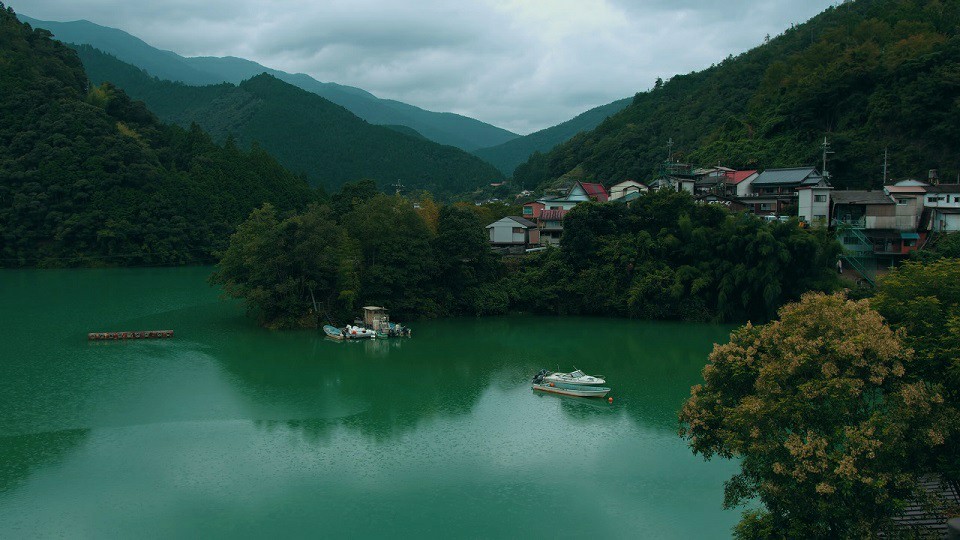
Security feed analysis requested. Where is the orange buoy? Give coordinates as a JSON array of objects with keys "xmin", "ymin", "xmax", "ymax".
[
  {"xmin": 608, "ymin": 397, "xmax": 613, "ymax": 403},
  {"xmin": 549, "ymin": 383, "xmax": 555, "ymax": 387}
]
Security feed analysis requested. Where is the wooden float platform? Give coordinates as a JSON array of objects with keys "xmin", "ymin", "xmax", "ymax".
[{"xmin": 88, "ymin": 330, "xmax": 173, "ymax": 340}]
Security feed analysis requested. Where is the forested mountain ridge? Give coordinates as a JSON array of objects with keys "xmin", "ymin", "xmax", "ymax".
[
  {"xmin": 515, "ymin": 0, "xmax": 960, "ymax": 190},
  {"xmin": 16, "ymin": 14, "xmax": 520, "ymax": 152},
  {"xmin": 473, "ymin": 97, "xmax": 632, "ymax": 176},
  {"xmin": 74, "ymin": 45, "xmax": 505, "ymax": 195},
  {"xmin": 0, "ymin": 4, "xmax": 315, "ymax": 267}
]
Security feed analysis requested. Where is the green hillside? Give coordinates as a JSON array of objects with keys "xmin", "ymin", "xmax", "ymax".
[
  {"xmin": 17, "ymin": 14, "xmax": 520, "ymax": 151},
  {"xmin": 473, "ymin": 97, "xmax": 631, "ymax": 176},
  {"xmin": 74, "ymin": 45, "xmax": 504, "ymax": 195},
  {"xmin": 515, "ymin": 0, "xmax": 960, "ymax": 190},
  {"xmin": 0, "ymin": 4, "xmax": 315, "ymax": 267}
]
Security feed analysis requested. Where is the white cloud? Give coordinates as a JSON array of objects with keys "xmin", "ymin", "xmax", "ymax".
[{"xmin": 12, "ymin": 0, "xmax": 837, "ymax": 134}]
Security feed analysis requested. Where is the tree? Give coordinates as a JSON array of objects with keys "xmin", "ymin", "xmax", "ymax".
[
  {"xmin": 871, "ymin": 258, "xmax": 960, "ymax": 482},
  {"xmin": 680, "ymin": 292, "xmax": 952, "ymax": 538},
  {"xmin": 210, "ymin": 203, "xmax": 357, "ymax": 328}
]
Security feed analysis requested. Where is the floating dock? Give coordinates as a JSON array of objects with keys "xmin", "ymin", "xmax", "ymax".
[{"xmin": 88, "ymin": 330, "xmax": 173, "ymax": 340}]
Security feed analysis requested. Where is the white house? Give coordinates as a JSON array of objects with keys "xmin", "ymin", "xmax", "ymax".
[
  {"xmin": 796, "ymin": 179, "xmax": 832, "ymax": 227},
  {"xmin": 486, "ymin": 216, "xmax": 539, "ymax": 251},
  {"xmin": 924, "ymin": 184, "xmax": 960, "ymax": 232},
  {"xmin": 608, "ymin": 180, "xmax": 648, "ymax": 201}
]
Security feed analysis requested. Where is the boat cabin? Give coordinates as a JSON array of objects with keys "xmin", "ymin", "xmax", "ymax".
[{"xmin": 363, "ymin": 306, "xmax": 389, "ymax": 330}]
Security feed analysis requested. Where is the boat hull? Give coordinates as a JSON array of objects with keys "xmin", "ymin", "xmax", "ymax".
[{"xmin": 532, "ymin": 383, "xmax": 610, "ymax": 398}]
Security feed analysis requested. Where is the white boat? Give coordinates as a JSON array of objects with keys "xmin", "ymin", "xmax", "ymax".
[
  {"xmin": 541, "ymin": 369, "xmax": 605, "ymax": 386},
  {"xmin": 344, "ymin": 325, "xmax": 377, "ymax": 339},
  {"xmin": 532, "ymin": 382, "xmax": 610, "ymax": 398}
]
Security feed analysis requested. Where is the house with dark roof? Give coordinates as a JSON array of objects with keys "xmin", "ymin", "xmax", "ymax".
[
  {"xmin": 486, "ymin": 216, "xmax": 539, "ymax": 253},
  {"xmin": 741, "ymin": 167, "xmax": 825, "ymax": 216},
  {"xmin": 923, "ymin": 184, "xmax": 960, "ymax": 232}
]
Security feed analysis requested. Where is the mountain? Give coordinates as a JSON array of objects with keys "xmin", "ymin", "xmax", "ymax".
[
  {"xmin": 74, "ymin": 45, "xmax": 504, "ymax": 195},
  {"xmin": 472, "ymin": 97, "xmax": 632, "ymax": 176},
  {"xmin": 0, "ymin": 3, "xmax": 315, "ymax": 267},
  {"xmin": 16, "ymin": 14, "xmax": 519, "ymax": 151},
  {"xmin": 514, "ymin": 0, "xmax": 960, "ymax": 191}
]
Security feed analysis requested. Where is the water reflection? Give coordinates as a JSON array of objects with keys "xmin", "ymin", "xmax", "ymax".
[{"xmin": 0, "ymin": 429, "xmax": 89, "ymax": 494}]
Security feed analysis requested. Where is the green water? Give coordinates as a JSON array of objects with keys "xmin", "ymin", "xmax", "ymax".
[{"xmin": 0, "ymin": 267, "xmax": 741, "ymax": 538}]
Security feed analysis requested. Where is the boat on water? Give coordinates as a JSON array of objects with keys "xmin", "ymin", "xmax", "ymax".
[
  {"xmin": 344, "ymin": 325, "xmax": 377, "ymax": 339},
  {"xmin": 532, "ymin": 382, "xmax": 610, "ymax": 398},
  {"xmin": 538, "ymin": 368, "xmax": 606, "ymax": 386},
  {"xmin": 323, "ymin": 325, "xmax": 344, "ymax": 340}
]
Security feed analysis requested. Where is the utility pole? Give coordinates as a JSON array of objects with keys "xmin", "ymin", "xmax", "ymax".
[
  {"xmin": 393, "ymin": 179, "xmax": 404, "ymax": 195},
  {"xmin": 821, "ymin": 137, "xmax": 834, "ymax": 180},
  {"xmin": 882, "ymin": 147, "xmax": 889, "ymax": 185},
  {"xmin": 666, "ymin": 138, "xmax": 674, "ymax": 163}
]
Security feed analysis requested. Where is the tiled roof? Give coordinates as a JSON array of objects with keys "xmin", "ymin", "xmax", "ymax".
[
  {"xmin": 831, "ymin": 190, "xmax": 894, "ymax": 205},
  {"xmin": 885, "ymin": 185, "xmax": 927, "ymax": 194},
  {"xmin": 540, "ymin": 209, "xmax": 568, "ymax": 221},
  {"xmin": 578, "ymin": 182, "xmax": 609, "ymax": 202},
  {"xmin": 725, "ymin": 170, "xmax": 758, "ymax": 184},
  {"xmin": 753, "ymin": 167, "xmax": 821, "ymax": 186}
]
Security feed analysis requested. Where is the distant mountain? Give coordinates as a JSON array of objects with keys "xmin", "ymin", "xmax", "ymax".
[
  {"xmin": 0, "ymin": 6, "xmax": 315, "ymax": 267},
  {"xmin": 514, "ymin": 0, "xmax": 960, "ymax": 191},
  {"xmin": 472, "ymin": 97, "xmax": 632, "ymax": 176},
  {"xmin": 17, "ymin": 14, "xmax": 519, "ymax": 151},
  {"xmin": 75, "ymin": 45, "xmax": 504, "ymax": 195}
]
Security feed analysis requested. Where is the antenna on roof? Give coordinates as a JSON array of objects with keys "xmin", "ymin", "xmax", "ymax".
[{"xmin": 821, "ymin": 137, "xmax": 834, "ymax": 180}]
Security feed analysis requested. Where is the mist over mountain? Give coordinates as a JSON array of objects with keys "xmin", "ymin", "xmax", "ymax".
[
  {"xmin": 17, "ymin": 14, "xmax": 519, "ymax": 152},
  {"xmin": 74, "ymin": 45, "xmax": 504, "ymax": 195}
]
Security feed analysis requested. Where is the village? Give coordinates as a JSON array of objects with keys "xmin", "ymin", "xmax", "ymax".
[{"xmin": 486, "ymin": 153, "xmax": 960, "ymax": 287}]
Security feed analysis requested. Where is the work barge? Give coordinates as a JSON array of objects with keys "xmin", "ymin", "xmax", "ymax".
[{"xmin": 88, "ymin": 330, "xmax": 174, "ymax": 340}]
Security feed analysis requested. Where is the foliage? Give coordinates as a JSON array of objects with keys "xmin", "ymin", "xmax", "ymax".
[
  {"xmin": 213, "ymin": 187, "xmax": 509, "ymax": 327},
  {"xmin": 680, "ymin": 292, "xmax": 953, "ymax": 538},
  {"xmin": 503, "ymin": 190, "xmax": 841, "ymax": 322},
  {"xmin": 210, "ymin": 203, "xmax": 358, "ymax": 328},
  {"xmin": 0, "ymin": 5, "xmax": 314, "ymax": 267},
  {"xmin": 516, "ymin": 0, "xmax": 960, "ymax": 190},
  {"xmin": 74, "ymin": 45, "xmax": 505, "ymax": 196},
  {"xmin": 871, "ymin": 258, "xmax": 960, "ymax": 482}
]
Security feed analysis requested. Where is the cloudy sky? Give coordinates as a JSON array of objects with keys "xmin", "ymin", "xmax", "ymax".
[{"xmin": 15, "ymin": 0, "xmax": 837, "ymax": 134}]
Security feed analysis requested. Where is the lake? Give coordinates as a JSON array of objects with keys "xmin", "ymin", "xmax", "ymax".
[{"xmin": 0, "ymin": 267, "xmax": 741, "ymax": 538}]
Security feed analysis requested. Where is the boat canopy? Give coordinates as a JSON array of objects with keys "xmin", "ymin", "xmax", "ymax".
[{"xmin": 570, "ymin": 370, "xmax": 585, "ymax": 378}]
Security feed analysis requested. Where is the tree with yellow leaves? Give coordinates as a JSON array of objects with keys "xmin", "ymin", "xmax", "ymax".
[{"xmin": 680, "ymin": 292, "xmax": 952, "ymax": 538}]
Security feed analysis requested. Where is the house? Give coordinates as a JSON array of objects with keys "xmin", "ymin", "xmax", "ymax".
[
  {"xmin": 538, "ymin": 209, "xmax": 567, "ymax": 245},
  {"xmin": 922, "ymin": 184, "xmax": 960, "ymax": 232},
  {"xmin": 831, "ymin": 190, "xmax": 923, "ymax": 259},
  {"xmin": 649, "ymin": 162, "xmax": 697, "ymax": 193},
  {"xmin": 521, "ymin": 201, "xmax": 545, "ymax": 220},
  {"xmin": 486, "ymin": 216, "xmax": 539, "ymax": 253},
  {"xmin": 796, "ymin": 179, "xmax": 832, "ymax": 227},
  {"xmin": 725, "ymin": 170, "xmax": 760, "ymax": 198},
  {"xmin": 744, "ymin": 167, "xmax": 825, "ymax": 216},
  {"xmin": 608, "ymin": 180, "xmax": 648, "ymax": 201}
]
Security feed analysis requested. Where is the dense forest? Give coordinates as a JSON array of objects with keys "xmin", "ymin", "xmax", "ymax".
[
  {"xmin": 0, "ymin": 4, "xmax": 315, "ymax": 267},
  {"xmin": 217, "ymin": 187, "xmax": 840, "ymax": 328},
  {"xmin": 515, "ymin": 0, "xmax": 960, "ymax": 190},
  {"xmin": 74, "ymin": 45, "xmax": 505, "ymax": 195}
]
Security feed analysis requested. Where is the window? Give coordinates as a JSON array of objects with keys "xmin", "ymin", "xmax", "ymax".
[
  {"xmin": 512, "ymin": 227, "xmax": 524, "ymax": 234},
  {"xmin": 759, "ymin": 203, "xmax": 773, "ymax": 211},
  {"xmin": 814, "ymin": 195, "xmax": 826, "ymax": 202},
  {"xmin": 523, "ymin": 206, "xmax": 533, "ymax": 215},
  {"xmin": 896, "ymin": 198, "xmax": 908, "ymax": 205},
  {"xmin": 954, "ymin": 196, "xmax": 960, "ymax": 203},
  {"xmin": 814, "ymin": 214, "xmax": 826, "ymax": 222},
  {"xmin": 905, "ymin": 239, "xmax": 918, "ymax": 247}
]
